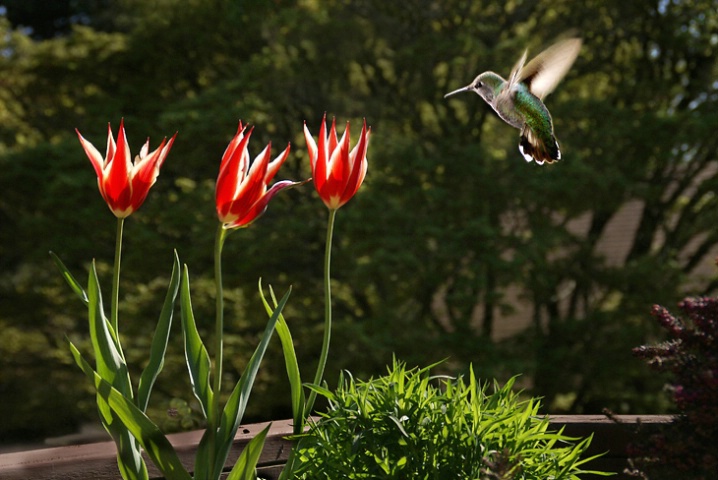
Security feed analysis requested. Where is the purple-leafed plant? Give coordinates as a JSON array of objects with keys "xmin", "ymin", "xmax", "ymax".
[{"xmin": 629, "ymin": 296, "xmax": 718, "ymax": 479}]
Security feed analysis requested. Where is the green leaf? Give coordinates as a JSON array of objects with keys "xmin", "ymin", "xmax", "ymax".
[
  {"xmin": 137, "ymin": 250, "xmax": 181, "ymax": 413},
  {"xmin": 260, "ymin": 283, "xmax": 304, "ymax": 480},
  {"xmin": 68, "ymin": 339, "xmax": 193, "ymax": 480},
  {"xmin": 179, "ymin": 264, "xmax": 214, "ymax": 419},
  {"xmin": 388, "ymin": 415, "xmax": 409, "ymax": 438},
  {"xmin": 87, "ymin": 260, "xmax": 126, "ymax": 380},
  {"xmin": 225, "ymin": 424, "xmax": 271, "ymax": 480},
  {"xmin": 259, "ymin": 281, "xmax": 304, "ymax": 435},
  {"xmin": 185, "ymin": 428, "xmax": 214, "ymax": 480},
  {"xmin": 49, "ymin": 250, "xmax": 89, "ymax": 305},
  {"xmin": 114, "ymin": 430, "xmax": 150, "ymax": 480},
  {"xmin": 212, "ymin": 287, "xmax": 291, "ymax": 478},
  {"xmin": 303, "ymin": 383, "xmax": 335, "ymax": 401},
  {"xmin": 81, "ymin": 260, "xmax": 147, "ymax": 479},
  {"xmin": 87, "ymin": 260, "xmax": 134, "ymax": 431}
]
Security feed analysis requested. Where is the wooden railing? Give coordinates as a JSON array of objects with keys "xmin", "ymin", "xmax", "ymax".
[{"xmin": 0, "ymin": 415, "xmax": 671, "ymax": 479}]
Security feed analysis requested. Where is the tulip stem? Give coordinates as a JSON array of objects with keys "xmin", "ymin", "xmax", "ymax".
[
  {"xmin": 111, "ymin": 217, "xmax": 124, "ymax": 336},
  {"xmin": 306, "ymin": 208, "xmax": 337, "ymax": 416},
  {"xmin": 213, "ymin": 224, "xmax": 228, "ymax": 418}
]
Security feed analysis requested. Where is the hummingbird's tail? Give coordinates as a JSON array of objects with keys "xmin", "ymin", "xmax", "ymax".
[{"xmin": 518, "ymin": 126, "xmax": 561, "ymax": 165}]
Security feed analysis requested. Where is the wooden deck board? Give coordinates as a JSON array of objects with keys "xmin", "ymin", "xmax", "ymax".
[{"xmin": 0, "ymin": 415, "xmax": 672, "ymax": 479}]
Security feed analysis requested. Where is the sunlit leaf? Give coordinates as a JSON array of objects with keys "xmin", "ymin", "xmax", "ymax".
[
  {"xmin": 179, "ymin": 264, "xmax": 214, "ymax": 419},
  {"xmin": 87, "ymin": 260, "xmax": 131, "ymax": 395},
  {"xmin": 212, "ymin": 287, "xmax": 291, "ymax": 477},
  {"xmin": 49, "ymin": 251, "xmax": 88, "ymax": 305},
  {"xmin": 68, "ymin": 339, "xmax": 193, "ymax": 480},
  {"xmin": 137, "ymin": 250, "xmax": 181, "ymax": 413},
  {"xmin": 225, "ymin": 424, "xmax": 271, "ymax": 480},
  {"xmin": 259, "ymin": 280, "xmax": 304, "ymax": 434},
  {"xmin": 69, "ymin": 260, "xmax": 147, "ymax": 479}
]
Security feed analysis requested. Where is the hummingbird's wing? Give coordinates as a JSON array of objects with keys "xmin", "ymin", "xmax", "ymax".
[
  {"xmin": 518, "ymin": 38, "xmax": 582, "ymax": 100},
  {"xmin": 506, "ymin": 49, "xmax": 528, "ymax": 91}
]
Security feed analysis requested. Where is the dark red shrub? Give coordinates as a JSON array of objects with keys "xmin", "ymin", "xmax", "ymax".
[{"xmin": 629, "ymin": 297, "xmax": 718, "ymax": 479}]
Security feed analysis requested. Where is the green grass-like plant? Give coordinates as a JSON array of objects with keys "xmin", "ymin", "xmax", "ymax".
[{"xmin": 294, "ymin": 359, "xmax": 609, "ymax": 479}]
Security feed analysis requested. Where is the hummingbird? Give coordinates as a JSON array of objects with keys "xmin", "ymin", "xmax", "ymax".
[{"xmin": 445, "ymin": 37, "xmax": 582, "ymax": 165}]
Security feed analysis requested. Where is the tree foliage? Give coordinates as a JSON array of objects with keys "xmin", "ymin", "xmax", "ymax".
[{"xmin": 1, "ymin": 0, "xmax": 717, "ymax": 443}]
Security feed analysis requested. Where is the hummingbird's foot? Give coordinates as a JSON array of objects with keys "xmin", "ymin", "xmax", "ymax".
[{"xmin": 518, "ymin": 127, "xmax": 561, "ymax": 165}]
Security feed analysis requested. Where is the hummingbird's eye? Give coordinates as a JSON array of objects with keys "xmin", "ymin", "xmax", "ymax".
[{"xmin": 476, "ymin": 81, "xmax": 483, "ymax": 88}]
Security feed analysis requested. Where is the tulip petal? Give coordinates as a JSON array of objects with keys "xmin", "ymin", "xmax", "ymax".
[
  {"xmin": 216, "ymin": 127, "xmax": 254, "ymax": 220},
  {"xmin": 224, "ymin": 144, "xmax": 272, "ymax": 221},
  {"xmin": 311, "ymin": 119, "xmax": 329, "ymax": 197},
  {"xmin": 328, "ymin": 117, "xmax": 339, "ymax": 157},
  {"xmin": 129, "ymin": 133, "xmax": 177, "ymax": 212},
  {"xmin": 215, "ymin": 125, "xmax": 300, "ymax": 228},
  {"xmin": 305, "ymin": 116, "xmax": 371, "ymax": 210},
  {"xmin": 105, "ymin": 123, "xmax": 116, "ymax": 166},
  {"xmin": 219, "ymin": 122, "xmax": 247, "ymax": 173},
  {"xmin": 77, "ymin": 119, "xmax": 174, "ymax": 218},
  {"xmin": 317, "ymin": 123, "xmax": 351, "ymax": 208},
  {"xmin": 223, "ymin": 180, "xmax": 301, "ymax": 229},
  {"xmin": 139, "ymin": 138, "xmax": 150, "ymax": 159},
  {"xmin": 303, "ymin": 122, "xmax": 318, "ymax": 170},
  {"xmin": 103, "ymin": 120, "xmax": 134, "ymax": 216},
  {"xmin": 76, "ymin": 129, "xmax": 106, "ymax": 180},
  {"xmin": 157, "ymin": 132, "xmax": 177, "ymax": 169},
  {"xmin": 265, "ymin": 144, "xmax": 291, "ymax": 183},
  {"xmin": 339, "ymin": 121, "xmax": 370, "ymax": 206}
]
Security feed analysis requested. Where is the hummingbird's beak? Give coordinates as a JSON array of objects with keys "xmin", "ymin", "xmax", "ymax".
[{"xmin": 444, "ymin": 86, "xmax": 471, "ymax": 98}]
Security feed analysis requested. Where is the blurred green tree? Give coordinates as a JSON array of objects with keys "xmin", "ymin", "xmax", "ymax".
[{"xmin": 1, "ymin": 0, "xmax": 717, "ymax": 444}]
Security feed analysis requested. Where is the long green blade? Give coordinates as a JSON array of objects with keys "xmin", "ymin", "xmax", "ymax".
[
  {"xmin": 212, "ymin": 288, "xmax": 291, "ymax": 477},
  {"xmin": 114, "ymin": 429, "xmax": 150, "ymax": 480},
  {"xmin": 84, "ymin": 261, "xmax": 147, "ymax": 479},
  {"xmin": 179, "ymin": 264, "xmax": 214, "ymax": 419},
  {"xmin": 259, "ymin": 281, "xmax": 304, "ymax": 435},
  {"xmin": 226, "ymin": 424, "xmax": 271, "ymax": 480},
  {"xmin": 193, "ymin": 429, "xmax": 214, "ymax": 480},
  {"xmin": 68, "ymin": 339, "xmax": 192, "ymax": 480},
  {"xmin": 137, "ymin": 250, "xmax": 181, "ymax": 412},
  {"xmin": 49, "ymin": 251, "xmax": 89, "ymax": 305},
  {"xmin": 264, "ymin": 282, "xmax": 304, "ymax": 480},
  {"xmin": 87, "ymin": 260, "xmax": 130, "ymax": 392}
]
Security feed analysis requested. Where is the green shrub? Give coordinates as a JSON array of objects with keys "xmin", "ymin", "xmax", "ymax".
[{"xmin": 293, "ymin": 359, "xmax": 607, "ymax": 479}]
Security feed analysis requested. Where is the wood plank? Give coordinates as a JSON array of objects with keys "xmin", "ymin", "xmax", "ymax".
[
  {"xmin": 548, "ymin": 415, "xmax": 673, "ymax": 480},
  {"xmin": 0, "ymin": 415, "xmax": 672, "ymax": 480},
  {"xmin": 0, "ymin": 419, "xmax": 296, "ymax": 480}
]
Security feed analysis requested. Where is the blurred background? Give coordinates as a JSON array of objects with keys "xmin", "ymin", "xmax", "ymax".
[{"xmin": 1, "ymin": 0, "xmax": 717, "ymax": 449}]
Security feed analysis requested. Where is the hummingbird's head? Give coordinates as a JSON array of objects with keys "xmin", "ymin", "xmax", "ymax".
[
  {"xmin": 444, "ymin": 72, "xmax": 504, "ymax": 104},
  {"xmin": 467, "ymin": 72, "xmax": 504, "ymax": 103}
]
